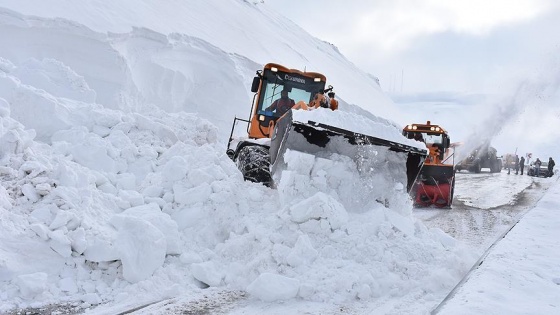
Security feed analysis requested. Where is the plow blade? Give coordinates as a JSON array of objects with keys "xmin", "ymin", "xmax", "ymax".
[{"xmin": 269, "ymin": 110, "xmax": 427, "ymax": 191}]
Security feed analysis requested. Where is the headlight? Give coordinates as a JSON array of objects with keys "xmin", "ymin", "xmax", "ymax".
[
  {"xmin": 314, "ymin": 77, "xmax": 321, "ymax": 82},
  {"xmin": 259, "ymin": 115, "xmax": 265, "ymax": 121},
  {"xmin": 271, "ymin": 67, "xmax": 278, "ymax": 72}
]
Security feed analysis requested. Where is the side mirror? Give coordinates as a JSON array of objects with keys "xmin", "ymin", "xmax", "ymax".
[{"xmin": 251, "ymin": 77, "xmax": 260, "ymax": 93}]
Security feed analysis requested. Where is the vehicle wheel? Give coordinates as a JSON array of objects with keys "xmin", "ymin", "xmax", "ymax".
[
  {"xmin": 474, "ymin": 162, "xmax": 481, "ymax": 173},
  {"xmin": 236, "ymin": 145, "xmax": 272, "ymax": 186},
  {"xmin": 493, "ymin": 161, "xmax": 502, "ymax": 173}
]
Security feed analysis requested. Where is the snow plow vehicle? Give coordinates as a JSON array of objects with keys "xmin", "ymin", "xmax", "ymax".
[
  {"xmin": 456, "ymin": 144, "xmax": 502, "ymax": 173},
  {"xmin": 226, "ymin": 63, "xmax": 428, "ymax": 189},
  {"xmin": 403, "ymin": 121, "xmax": 455, "ymax": 208}
]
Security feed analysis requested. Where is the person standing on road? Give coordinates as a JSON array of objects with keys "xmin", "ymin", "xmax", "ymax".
[
  {"xmin": 535, "ymin": 158, "xmax": 542, "ymax": 177},
  {"xmin": 548, "ymin": 157, "xmax": 555, "ymax": 177},
  {"xmin": 514, "ymin": 155, "xmax": 520, "ymax": 175},
  {"xmin": 519, "ymin": 156, "xmax": 525, "ymax": 175}
]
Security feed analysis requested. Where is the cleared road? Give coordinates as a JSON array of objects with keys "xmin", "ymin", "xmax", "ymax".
[{"xmin": 414, "ymin": 170, "xmax": 553, "ymax": 252}]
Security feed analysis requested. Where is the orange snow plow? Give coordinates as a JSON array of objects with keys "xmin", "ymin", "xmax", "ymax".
[
  {"xmin": 403, "ymin": 121, "xmax": 456, "ymax": 208},
  {"xmin": 226, "ymin": 63, "xmax": 428, "ymax": 188}
]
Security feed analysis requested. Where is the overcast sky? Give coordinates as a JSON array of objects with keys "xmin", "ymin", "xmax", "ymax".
[{"xmin": 266, "ymin": 0, "xmax": 560, "ymax": 95}]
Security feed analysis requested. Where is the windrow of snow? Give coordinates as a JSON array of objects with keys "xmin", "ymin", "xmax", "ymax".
[
  {"xmin": 0, "ymin": 7, "xmax": 258, "ymax": 144},
  {"xmin": 0, "ymin": 52, "xmax": 475, "ymax": 311},
  {"xmin": 0, "ymin": 0, "xmax": 402, "ymax": 121}
]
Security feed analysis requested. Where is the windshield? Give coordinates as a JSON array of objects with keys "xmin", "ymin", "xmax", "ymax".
[
  {"xmin": 404, "ymin": 131, "xmax": 444, "ymax": 145},
  {"xmin": 424, "ymin": 133, "xmax": 444, "ymax": 144},
  {"xmin": 257, "ymin": 69, "xmax": 325, "ymax": 117}
]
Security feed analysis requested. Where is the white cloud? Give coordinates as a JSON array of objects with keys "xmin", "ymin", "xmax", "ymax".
[
  {"xmin": 270, "ymin": 0, "xmax": 558, "ymax": 53},
  {"xmin": 267, "ymin": 0, "xmax": 560, "ymax": 93}
]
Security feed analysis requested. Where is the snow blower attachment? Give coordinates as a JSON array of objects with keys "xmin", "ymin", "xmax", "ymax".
[
  {"xmin": 226, "ymin": 63, "xmax": 427, "ymax": 189},
  {"xmin": 403, "ymin": 121, "xmax": 456, "ymax": 208}
]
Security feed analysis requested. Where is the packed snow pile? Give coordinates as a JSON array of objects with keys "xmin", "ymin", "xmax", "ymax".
[
  {"xmin": 0, "ymin": 64, "xmax": 473, "ymax": 310},
  {"xmin": 0, "ymin": 1, "xmax": 476, "ymax": 312}
]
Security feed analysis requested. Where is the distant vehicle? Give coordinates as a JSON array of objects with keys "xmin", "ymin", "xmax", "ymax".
[
  {"xmin": 527, "ymin": 161, "xmax": 551, "ymax": 177},
  {"xmin": 502, "ymin": 153, "xmax": 517, "ymax": 170},
  {"xmin": 455, "ymin": 144, "xmax": 502, "ymax": 173}
]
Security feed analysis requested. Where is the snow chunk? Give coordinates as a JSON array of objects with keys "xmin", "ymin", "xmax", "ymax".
[
  {"xmin": 174, "ymin": 182, "xmax": 211, "ymax": 205},
  {"xmin": 59, "ymin": 277, "xmax": 78, "ymax": 293},
  {"xmin": 191, "ymin": 261, "xmax": 223, "ymax": 287},
  {"xmin": 48, "ymin": 229, "xmax": 72, "ymax": 258},
  {"xmin": 49, "ymin": 210, "xmax": 77, "ymax": 230},
  {"xmin": 121, "ymin": 203, "xmax": 181, "ymax": 254},
  {"xmin": 68, "ymin": 227, "xmax": 87, "ymax": 255},
  {"xmin": 30, "ymin": 223, "xmax": 50, "ymax": 240},
  {"xmin": 118, "ymin": 189, "xmax": 144, "ymax": 207},
  {"xmin": 0, "ymin": 129, "xmax": 35, "ymax": 157},
  {"xmin": 286, "ymin": 235, "xmax": 318, "ymax": 267},
  {"xmin": 17, "ymin": 272, "xmax": 48, "ymax": 299},
  {"xmin": 83, "ymin": 239, "xmax": 119, "ymax": 262},
  {"xmin": 289, "ymin": 192, "xmax": 348, "ymax": 230},
  {"xmin": 30, "ymin": 205, "xmax": 55, "ymax": 225},
  {"xmin": 161, "ymin": 156, "xmax": 188, "ymax": 182},
  {"xmin": 0, "ymin": 185, "xmax": 12, "ymax": 209},
  {"xmin": 111, "ymin": 215, "xmax": 167, "ymax": 283},
  {"xmin": 21, "ymin": 183, "xmax": 40, "ymax": 202},
  {"xmin": 247, "ymin": 273, "xmax": 300, "ymax": 302}
]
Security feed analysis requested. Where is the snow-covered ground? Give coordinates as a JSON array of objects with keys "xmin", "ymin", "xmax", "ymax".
[
  {"xmin": 0, "ymin": 1, "xmax": 559, "ymax": 315},
  {"xmin": 434, "ymin": 175, "xmax": 560, "ymax": 315}
]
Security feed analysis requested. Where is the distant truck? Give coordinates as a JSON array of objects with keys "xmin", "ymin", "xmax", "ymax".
[
  {"xmin": 456, "ymin": 144, "xmax": 502, "ymax": 173},
  {"xmin": 502, "ymin": 153, "xmax": 517, "ymax": 170}
]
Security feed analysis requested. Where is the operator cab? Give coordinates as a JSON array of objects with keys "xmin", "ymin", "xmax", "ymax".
[
  {"xmin": 252, "ymin": 65, "xmax": 326, "ymax": 120},
  {"xmin": 403, "ymin": 122, "xmax": 451, "ymax": 164}
]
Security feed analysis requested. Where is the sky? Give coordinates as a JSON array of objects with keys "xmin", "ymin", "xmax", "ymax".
[
  {"xmin": 266, "ymin": 0, "xmax": 560, "ymax": 95},
  {"xmin": 266, "ymin": 0, "xmax": 560, "ymax": 162},
  {"xmin": 0, "ymin": 1, "xmax": 559, "ymax": 314}
]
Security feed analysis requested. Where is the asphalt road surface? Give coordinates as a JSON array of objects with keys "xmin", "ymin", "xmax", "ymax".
[{"xmin": 414, "ymin": 170, "xmax": 554, "ymax": 251}]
